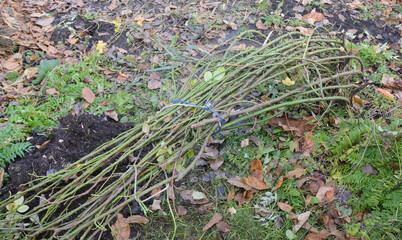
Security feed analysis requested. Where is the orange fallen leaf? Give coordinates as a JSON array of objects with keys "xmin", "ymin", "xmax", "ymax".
[
  {"xmin": 250, "ymin": 158, "xmax": 263, "ymax": 182},
  {"xmin": 272, "ymin": 176, "xmax": 284, "ymax": 191},
  {"xmin": 244, "ymin": 175, "xmax": 270, "ymax": 190},
  {"xmin": 256, "ymin": 19, "xmax": 269, "ymax": 30},
  {"xmin": 346, "ymin": 0, "xmax": 363, "ymax": 9},
  {"xmin": 228, "ymin": 176, "xmax": 252, "ymax": 191},
  {"xmin": 302, "ymin": 8, "xmax": 325, "ymax": 23},
  {"xmin": 82, "ymin": 87, "xmax": 95, "ymax": 103},
  {"xmin": 304, "ymin": 131, "xmax": 315, "ymax": 152},
  {"xmin": 294, "ymin": 26, "xmax": 313, "ymax": 35},
  {"xmin": 202, "ymin": 213, "xmax": 223, "ymax": 231},
  {"xmin": 277, "ymin": 202, "xmax": 293, "ymax": 214},
  {"xmin": 227, "ymin": 187, "xmax": 235, "ymax": 202},
  {"xmin": 377, "ymin": 88, "xmax": 394, "ymax": 99},
  {"xmin": 111, "ymin": 214, "xmax": 148, "ymax": 240},
  {"xmin": 316, "ymin": 186, "xmax": 335, "ymax": 203},
  {"xmin": 286, "ymin": 168, "xmax": 306, "ymax": 179}
]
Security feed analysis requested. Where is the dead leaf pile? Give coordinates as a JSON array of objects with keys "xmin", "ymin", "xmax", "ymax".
[{"xmin": 228, "ymin": 158, "xmax": 271, "ymax": 206}]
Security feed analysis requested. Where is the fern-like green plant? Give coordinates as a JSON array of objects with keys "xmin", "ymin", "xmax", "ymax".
[{"xmin": 0, "ymin": 142, "xmax": 33, "ymax": 168}]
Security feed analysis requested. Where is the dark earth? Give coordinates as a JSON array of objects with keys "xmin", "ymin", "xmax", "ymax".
[{"xmin": 1, "ymin": 0, "xmax": 401, "ymax": 239}]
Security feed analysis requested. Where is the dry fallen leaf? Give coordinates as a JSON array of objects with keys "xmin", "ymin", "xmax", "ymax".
[
  {"xmin": 227, "ymin": 187, "xmax": 235, "ymax": 202},
  {"xmin": 286, "ymin": 168, "xmax": 306, "ymax": 179},
  {"xmin": 202, "ymin": 213, "xmax": 223, "ymax": 231},
  {"xmin": 151, "ymin": 199, "xmax": 161, "ymax": 211},
  {"xmin": 250, "ymin": 158, "xmax": 264, "ymax": 182},
  {"xmin": 256, "ymin": 19, "xmax": 269, "ymax": 30},
  {"xmin": 45, "ymin": 88, "xmax": 60, "ymax": 95},
  {"xmin": 244, "ymin": 175, "xmax": 270, "ymax": 190},
  {"xmin": 209, "ymin": 156, "xmax": 224, "ymax": 170},
  {"xmin": 0, "ymin": 168, "xmax": 4, "ymax": 188},
  {"xmin": 316, "ymin": 186, "xmax": 335, "ymax": 203},
  {"xmin": 294, "ymin": 26, "xmax": 313, "ymax": 35},
  {"xmin": 82, "ymin": 87, "xmax": 95, "ymax": 104},
  {"xmin": 268, "ymin": 114, "xmax": 314, "ymax": 137},
  {"xmin": 228, "ymin": 207, "xmax": 237, "ymax": 215},
  {"xmin": 377, "ymin": 88, "xmax": 394, "ymax": 99},
  {"xmin": 234, "ymin": 191, "xmax": 253, "ymax": 206},
  {"xmin": 228, "ymin": 176, "xmax": 252, "ymax": 191},
  {"xmin": 23, "ymin": 67, "xmax": 38, "ymax": 80},
  {"xmin": 240, "ymin": 138, "xmax": 249, "ymax": 148},
  {"xmin": 293, "ymin": 211, "xmax": 311, "ymax": 233},
  {"xmin": 111, "ymin": 213, "xmax": 148, "ymax": 240},
  {"xmin": 216, "ymin": 221, "xmax": 231, "ymax": 233},
  {"xmin": 277, "ymin": 202, "xmax": 293, "ymax": 214},
  {"xmin": 302, "ymin": 8, "xmax": 325, "ymax": 23},
  {"xmin": 304, "ymin": 131, "xmax": 315, "ymax": 152},
  {"xmin": 178, "ymin": 206, "xmax": 187, "ymax": 216},
  {"xmin": 105, "ymin": 110, "xmax": 119, "ymax": 121},
  {"xmin": 148, "ymin": 80, "xmax": 161, "ymax": 90},
  {"xmin": 346, "ymin": 0, "xmax": 363, "ymax": 9},
  {"xmin": 109, "ymin": 0, "xmax": 119, "ymax": 10},
  {"xmin": 272, "ymin": 176, "xmax": 284, "ymax": 191}
]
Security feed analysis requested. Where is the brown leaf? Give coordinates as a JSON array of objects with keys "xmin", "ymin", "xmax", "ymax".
[
  {"xmin": 117, "ymin": 71, "xmax": 132, "ymax": 80},
  {"xmin": 286, "ymin": 168, "xmax": 306, "ymax": 179},
  {"xmin": 45, "ymin": 88, "xmax": 60, "ymax": 95},
  {"xmin": 23, "ymin": 67, "xmax": 38, "ymax": 80},
  {"xmin": 109, "ymin": 0, "xmax": 119, "ymax": 10},
  {"xmin": 346, "ymin": 0, "xmax": 363, "ymax": 9},
  {"xmin": 148, "ymin": 80, "xmax": 161, "ymax": 90},
  {"xmin": 209, "ymin": 156, "xmax": 224, "ymax": 170},
  {"xmin": 99, "ymin": 99, "xmax": 108, "ymax": 106},
  {"xmin": 0, "ymin": 168, "xmax": 4, "ymax": 189},
  {"xmin": 277, "ymin": 202, "xmax": 293, "ymax": 214},
  {"xmin": 151, "ymin": 186, "xmax": 162, "ymax": 199},
  {"xmin": 203, "ymin": 146, "xmax": 219, "ymax": 160},
  {"xmin": 234, "ymin": 191, "xmax": 253, "ymax": 206},
  {"xmin": 35, "ymin": 17, "xmax": 54, "ymax": 27},
  {"xmin": 125, "ymin": 215, "xmax": 149, "ymax": 224},
  {"xmin": 348, "ymin": 29, "xmax": 358, "ymax": 34},
  {"xmin": 227, "ymin": 187, "xmax": 235, "ymax": 202},
  {"xmin": 250, "ymin": 158, "xmax": 264, "ymax": 182},
  {"xmin": 216, "ymin": 221, "xmax": 230, "ymax": 233},
  {"xmin": 244, "ymin": 175, "xmax": 270, "ymax": 190},
  {"xmin": 202, "ymin": 213, "xmax": 223, "ymax": 231},
  {"xmin": 200, "ymin": 0, "xmax": 214, "ymax": 9},
  {"xmin": 240, "ymin": 138, "xmax": 249, "ymax": 147},
  {"xmin": 294, "ymin": 26, "xmax": 313, "ymax": 35},
  {"xmin": 3, "ymin": 58, "xmax": 20, "ymax": 70},
  {"xmin": 228, "ymin": 176, "xmax": 252, "ymax": 191},
  {"xmin": 304, "ymin": 131, "xmax": 315, "ymax": 152},
  {"xmin": 82, "ymin": 87, "xmax": 95, "ymax": 103},
  {"xmin": 268, "ymin": 114, "xmax": 314, "ymax": 137},
  {"xmin": 248, "ymin": 136, "xmax": 262, "ymax": 146},
  {"xmin": 272, "ymin": 176, "xmax": 284, "ymax": 191},
  {"xmin": 168, "ymin": 185, "xmax": 175, "ymax": 200},
  {"xmin": 338, "ymin": 14, "xmax": 346, "ymax": 22},
  {"xmin": 256, "ymin": 19, "xmax": 269, "ymax": 30},
  {"xmin": 302, "ymin": 8, "xmax": 325, "ymax": 23},
  {"xmin": 293, "ymin": 211, "xmax": 311, "ymax": 233},
  {"xmin": 316, "ymin": 186, "xmax": 335, "ymax": 203},
  {"xmin": 105, "ymin": 110, "xmax": 119, "ymax": 121},
  {"xmin": 382, "ymin": 74, "xmax": 402, "ymax": 89},
  {"xmin": 305, "ymin": 229, "xmax": 330, "ymax": 240},
  {"xmin": 178, "ymin": 206, "xmax": 187, "ymax": 216},
  {"xmin": 151, "ymin": 199, "xmax": 161, "ymax": 211},
  {"xmin": 111, "ymin": 214, "xmax": 131, "ymax": 240},
  {"xmin": 377, "ymin": 88, "xmax": 394, "ymax": 99}
]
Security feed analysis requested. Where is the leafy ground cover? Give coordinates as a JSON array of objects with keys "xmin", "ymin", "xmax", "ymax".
[{"xmin": 0, "ymin": 0, "xmax": 401, "ymax": 239}]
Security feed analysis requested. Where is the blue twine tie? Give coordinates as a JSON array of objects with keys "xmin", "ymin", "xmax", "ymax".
[{"xmin": 171, "ymin": 100, "xmax": 224, "ymax": 135}]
